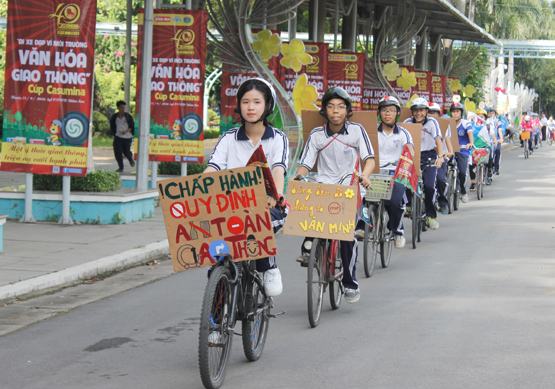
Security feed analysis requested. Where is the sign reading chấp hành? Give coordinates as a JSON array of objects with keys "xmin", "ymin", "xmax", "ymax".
[
  {"xmin": 157, "ymin": 166, "xmax": 276, "ymax": 272},
  {"xmin": 284, "ymin": 180, "xmax": 358, "ymax": 241}
]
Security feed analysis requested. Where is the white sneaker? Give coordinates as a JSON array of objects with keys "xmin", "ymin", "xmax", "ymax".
[
  {"xmin": 426, "ymin": 217, "xmax": 440, "ymax": 230},
  {"xmin": 354, "ymin": 229, "xmax": 365, "ymax": 241},
  {"xmin": 394, "ymin": 235, "xmax": 406, "ymax": 248},
  {"xmin": 461, "ymin": 194, "xmax": 469, "ymax": 203},
  {"xmin": 344, "ymin": 288, "xmax": 360, "ymax": 303},
  {"xmin": 263, "ymin": 268, "xmax": 283, "ymax": 297}
]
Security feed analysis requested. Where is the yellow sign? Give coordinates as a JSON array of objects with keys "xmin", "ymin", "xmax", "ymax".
[
  {"xmin": 49, "ymin": 3, "xmax": 81, "ymax": 36},
  {"xmin": 138, "ymin": 13, "xmax": 195, "ymax": 27},
  {"xmin": 0, "ymin": 142, "xmax": 87, "ymax": 167},
  {"xmin": 134, "ymin": 138, "xmax": 204, "ymax": 157}
]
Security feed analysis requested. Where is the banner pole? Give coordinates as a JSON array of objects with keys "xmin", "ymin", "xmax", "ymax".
[
  {"xmin": 136, "ymin": 0, "xmax": 154, "ymax": 192},
  {"xmin": 60, "ymin": 175, "xmax": 73, "ymax": 224},
  {"xmin": 151, "ymin": 161, "xmax": 158, "ymax": 189},
  {"xmin": 22, "ymin": 173, "xmax": 34, "ymax": 223}
]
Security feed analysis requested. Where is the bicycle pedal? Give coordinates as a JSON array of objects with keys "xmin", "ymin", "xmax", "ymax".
[{"xmin": 268, "ymin": 311, "xmax": 286, "ymax": 318}]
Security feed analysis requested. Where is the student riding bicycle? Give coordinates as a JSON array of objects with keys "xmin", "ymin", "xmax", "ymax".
[
  {"xmin": 205, "ymin": 77, "xmax": 289, "ymax": 297},
  {"xmin": 295, "ymin": 87, "xmax": 375, "ymax": 303}
]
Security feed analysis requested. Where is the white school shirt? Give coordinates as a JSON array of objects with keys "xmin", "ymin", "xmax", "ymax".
[
  {"xmin": 207, "ymin": 126, "xmax": 289, "ymax": 171},
  {"xmin": 377, "ymin": 124, "xmax": 413, "ymax": 171},
  {"xmin": 404, "ymin": 116, "xmax": 441, "ymax": 151},
  {"xmin": 299, "ymin": 121, "xmax": 374, "ymax": 184}
]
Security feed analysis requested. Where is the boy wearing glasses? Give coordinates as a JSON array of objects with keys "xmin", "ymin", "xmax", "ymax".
[{"xmin": 295, "ymin": 87, "xmax": 375, "ymax": 303}]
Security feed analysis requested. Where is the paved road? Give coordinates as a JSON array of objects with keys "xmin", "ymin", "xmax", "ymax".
[{"xmin": 1, "ymin": 144, "xmax": 555, "ymax": 389}]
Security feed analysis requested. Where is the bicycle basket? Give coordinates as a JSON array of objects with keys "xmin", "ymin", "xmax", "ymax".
[
  {"xmin": 365, "ymin": 174, "xmax": 393, "ymax": 201},
  {"xmin": 520, "ymin": 131, "xmax": 531, "ymax": 141},
  {"xmin": 471, "ymin": 148, "xmax": 489, "ymax": 166}
]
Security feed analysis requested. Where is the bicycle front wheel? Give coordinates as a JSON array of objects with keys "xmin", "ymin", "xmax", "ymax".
[
  {"xmin": 199, "ymin": 266, "xmax": 233, "ymax": 389},
  {"xmin": 476, "ymin": 166, "xmax": 482, "ymax": 200},
  {"xmin": 447, "ymin": 169, "xmax": 455, "ymax": 214},
  {"xmin": 242, "ymin": 271, "xmax": 269, "ymax": 362},
  {"xmin": 307, "ymin": 238, "xmax": 325, "ymax": 328},
  {"xmin": 328, "ymin": 241, "xmax": 343, "ymax": 310},
  {"xmin": 380, "ymin": 204, "xmax": 394, "ymax": 268}
]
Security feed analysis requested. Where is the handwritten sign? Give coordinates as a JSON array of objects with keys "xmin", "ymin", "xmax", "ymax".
[
  {"xmin": 284, "ymin": 180, "xmax": 358, "ymax": 241},
  {"xmin": 158, "ymin": 166, "xmax": 276, "ymax": 271}
]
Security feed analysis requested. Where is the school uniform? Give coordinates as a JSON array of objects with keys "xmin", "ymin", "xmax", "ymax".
[{"xmin": 454, "ymin": 119, "xmax": 473, "ymax": 195}]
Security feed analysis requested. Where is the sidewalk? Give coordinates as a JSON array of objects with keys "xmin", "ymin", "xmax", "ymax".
[{"xmin": 0, "ymin": 207, "xmax": 169, "ymax": 303}]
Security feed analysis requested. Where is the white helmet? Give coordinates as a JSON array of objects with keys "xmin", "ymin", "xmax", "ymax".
[
  {"xmin": 428, "ymin": 102, "xmax": 442, "ymax": 114},
  {"xmin": 378, "ymin": 95, "xmax": 401, "ymax": 111},
  {"xmin": 524, "ymin": 115, "xmax": 530, "ymax": 121},
  {"xmin": 410, "ymin": 97, "xmax": 429, "ymax": 110}
]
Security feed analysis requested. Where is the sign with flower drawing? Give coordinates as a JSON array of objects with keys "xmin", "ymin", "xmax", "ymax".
[{"xmin": 284, "ymin": 180, "xmax": 358, "ymax": 241}]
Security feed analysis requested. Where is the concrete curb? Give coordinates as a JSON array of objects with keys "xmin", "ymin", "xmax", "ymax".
[{"xmin": 0, "ymin": 239, "xmax": 169, "ymax": 304}]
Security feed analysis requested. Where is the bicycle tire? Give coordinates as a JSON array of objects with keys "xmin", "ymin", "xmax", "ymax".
[
  {"xmin": 453, "ymin": 175, "xmax": 460, "ymax": 211},
  {"xmin": 411, "ymin": 197, "xmax": 418, "ymax": 249},
  {"xmin": 363, "ymin": 203, "xmax": 377, "ymax": 278},
  {"xmin": 199, "ymin": 266, "xmax": 233, "ymax": 389},
  {"xmin": 242, "ymin": 270, "xmax": 269, "ymax": 362},
  {"xmin": 307, "ymin": 238, "xmax": 325, "ymax": 328},
  {"xmin": 447, "ymin": 169, "xmax": 454, "ymax": 214},
  {"xmin": 480, "ymin": 165, "xmax": 485, "ymax": 199},
  {"xmin": 328, "ymin": 241, "xmax": 343, "ymax": 310},
  {"xmin": 476, "ymin": 166, "xmax": 482, "ymax": 201},
  {"xmin": 416, "ymin": 195, "xmax": 423, "ymax": 243},
  {"xmin": 524, "ymin": 146, "xmax": 529, "ymax": 159},
  {"xmin": 380, "ymin": 203, "xmax": 393, "ymax": 268}
]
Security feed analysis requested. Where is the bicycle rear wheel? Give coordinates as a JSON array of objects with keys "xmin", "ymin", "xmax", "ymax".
[
  {"xmin": 242, "ymin": 270, "xmax": 269, "ymax": 362},
  {"xmin": 476, "ymin": 166, "xmax": 482, "ymax": 200},
  {"xmin": 328, "ymin": 241, "xmax": 343, "ymax": 310},
  {"xmin": 416, "ymin": 195, "xmax": 423, "ymax": 243},
  {"xmin": 363, "ymin": 203, "xmax": 378, "ymax": 277},
  {"xmin": 447, "ymin": 169, "xmax": 455, "ymax": 214},
  {"xmin": 480, "ymin": 165, "xmax": 485, "ymax": 199},
  {"xmin": 307, "ymin": 238, "xmax": 325, "ymax": 328},
  {"xmin": 199, "ymin": 266, "xmax": 233, "ymax": 389},
  {"xmin": 411, "ymin": 196, "xmax": 418, "ymax": 249}
]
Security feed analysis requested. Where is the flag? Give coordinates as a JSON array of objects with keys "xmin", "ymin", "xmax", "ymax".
[
  {"xmin": 247, "ymin": 145, "xmax": 279, "ymax": 200},
  {"xmin": 393, "ymin": 144, "xmax": 418, "ymax": 193}
]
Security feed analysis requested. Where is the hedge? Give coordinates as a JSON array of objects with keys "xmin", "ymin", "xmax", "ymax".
[
  {"xmin": 158, "ymin": 162, "xmax": 207, "ymax": 176},
  {"xmin": 33, "ymin": 170, "xmax": 121, "ymax": 192}
]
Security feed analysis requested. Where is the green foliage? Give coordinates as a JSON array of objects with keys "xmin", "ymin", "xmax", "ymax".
[
  {"xmin": 158, "ymin": 162, "xmax": 207, "ymax": 176},
  {"xmin": 515, "ymin": 58, "xmax": 555, "ymax": 114},
  {"xmin": 204, "ymin": 127, "xmax": 220, "ymax": 139},
  {"xmin": 207, "ymin": 109, "xmax": 220, "ymax": 127},
  {"xmin": 92, "ymin": 135, "xmax": 113, "ymax": 148},
  {"xmin": 93, "ymin": 111, "xmax": 111, "ymax": 136},
  {"xmin": 453, "ymin": 46, "xmax": 490, "ymax": 103},
  {"xmin": 33, "ymin": 171, "xmax": 121, "ymax": 192}
]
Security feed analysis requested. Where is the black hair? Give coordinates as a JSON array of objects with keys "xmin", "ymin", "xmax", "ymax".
[
  {"xmin": 235, "ymin": 79, "xmax": 275, "ymax": 125},
  {"xmin": 116, "ymin": 100, "xmax": 126, "ymax": 108}
]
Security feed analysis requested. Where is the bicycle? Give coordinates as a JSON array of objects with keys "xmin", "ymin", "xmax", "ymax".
[
  {"xmin": 521, "ymin": 131, "xmax": 531, "ymax": 159},
  {"xmin": 471, "ymin": 148, "xmax": 489, "ymax": 201},
  {"xmin": 198, "ymin": 244, "xmax": 278, "ymax": 389},
  {"xmin": 409, "ymin": 158, "xmax": 436, "ymax": 249},
  {"xmin": 446, "ymin": 156, "xmax": 459, "ymax": 214},
  {"xmin": 362, "ymin": 172, "xmax": 395, "ymax": 277}
]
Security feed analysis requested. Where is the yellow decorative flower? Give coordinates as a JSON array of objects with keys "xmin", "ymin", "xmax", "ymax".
[
  {"xmin": 383, "ymin": 61, "xmax": 401, "ymax": 82},
  {"xmin": 280, "ymin": 39, "xmax": 313, "ymax": 73},
  {"xmin": 252, "ymin": 29, "xmax": 281, "ymax": 62},
  {"xmin": 449, "ymin": 79, "xmax": 462, "ymax": 92},
  {"xmin": 463, "ymin": 84, "xmax": 476, "ymax": 98},
  {"xmin": 405, "ymin": 93, "xmax": 420, "ymax": 108},
  {"xmin": 292, "ymin": 73, "xmax": 319, "ymax": 115},
  {"xmin": 344, "ymin": 188, "xmax": 355, "ymax": 199},
  {"xmin": 396, "ymin": 68, "xmax": 417, "ymax": 91},
  {"xmin": 464, "ymin": 98, "xmax": 476, "ymax": 113}
]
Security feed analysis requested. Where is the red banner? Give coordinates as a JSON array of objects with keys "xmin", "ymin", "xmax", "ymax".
[
  {"xmin": 390, "ymin": 66, "xmax": 412, "ymax": 105},
  {"xmin": 393, "ymin": 144, "xmax": 418, "ymax": 193},
  {"xmin": 431, "ymin": 74, "xmax": 446, "ymax": 111},
  {"xmin": 327, "ymin": 52, "xmax": 365, "ymax": 110},
  {"xmin": 362, "ymin": 87, "xmax": 388, "ymax": 111},
  {"xmin": 219, "ymin": 60, "xmax": 279, "ymax": 134},
  {"xmin": 0, "ymin": 0, "xmax": 96, "ymax": 176},
  {"xmin": 279, "ymin": 42, "xmax": 328, "ymax": 103},
  {"xmin": 444, "ymin": 76, "xmax": 459, "ymax": 112},
  {"xmin": 135, "ymin": 10, "xmax": 208, "ymax": 163},
  {"xmin": 414, "ymin": 70, "xmax": 431, "ymax": 102}
]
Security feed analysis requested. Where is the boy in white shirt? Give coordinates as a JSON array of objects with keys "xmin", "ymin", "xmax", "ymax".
[{"xmin": 296, "ymin": 87, "xmax": 375, "ymax": 303}]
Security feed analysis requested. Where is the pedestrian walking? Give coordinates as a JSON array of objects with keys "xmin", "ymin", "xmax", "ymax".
[{"xmin": 109, "ymin": 100, "xmax": 135, "ymax": 173}]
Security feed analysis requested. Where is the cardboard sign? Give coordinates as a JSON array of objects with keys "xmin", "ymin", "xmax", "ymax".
[
  {"xmin": 402, "ymin": 123, "xmax": 422, "ymax": 175},
  {"xmin": 300, "ymin": 110, "xmax": 380, "ymax": 174},
  {"xmin": 284, "ymin": 180, "xmax": 358, "ymax": 241},
  {"xmin": 158, "ymin": 166, "xmax": 276, "ymax": 271},
  {"xmin": 393, "ymin": 144, "xmax": 418, "ymax": 193},
  {"xmin": 438, "ymin": 118, "xmax": 460, "ymax": 152},
  {"xmin": 400, "ymin": 107, "xmax": 412, "ymax": 122}
]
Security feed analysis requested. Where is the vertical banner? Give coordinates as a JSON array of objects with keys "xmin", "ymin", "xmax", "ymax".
[
  {"xmin": 135, "ymin": 10, "xmax": 208, "ymax": 163},
  {"xmin": 327, "ymin": 52, "xmax": 365, "ymax": 110},
  {"xmin": 279, "ymin": 42, "xmax": 328, "ymax": 102},
  {"xmin": 390, "ymin": 66, "xmax": 412, "ymax": 105},
  {"xmin": 1, "ymin": 0, "xmax": 96, "ymax": 176},
  {"xmin": 362, "ymin": 87, "xmax": 388, "ymax": 111},
  {"xmin": 444, "ymin": 76, "xmax": 459, "ymax": 112},
  {"xmin": 414, "ymin": 70, "xmax": 431, "ymax": 102},
  {"xmin": 431, "ymin": 74, "xmax": 446, "ymax": 111},
  {"xmin": 219, "ymin": 59, "xmax": 279, "ymax": 134}
]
